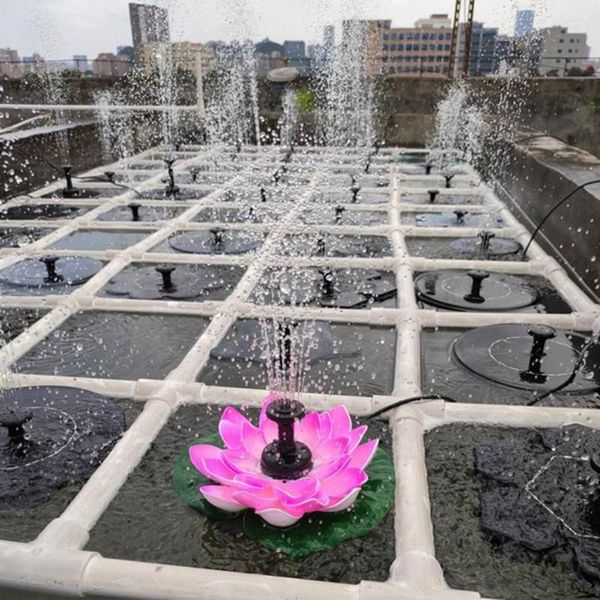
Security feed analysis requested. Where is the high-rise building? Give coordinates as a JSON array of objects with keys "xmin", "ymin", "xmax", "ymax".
[
  {"xmin": 538, "ymin": 26, "xmax": 589, "ymax": 75},
  {"xmin": 73, "ymin": 55, "xmax": 89, "ymax": 73},
  {"xmin": 129, "ymin": 3, "xmax": 170, "ymax": 62},
  {"xmin": 454, "ymin": 22, "xmax": 499, "ymax": 76},
  {"xmin": 140, "ymin": 41, "xmax": 215, "ymax": 75},
  {"xmin": 377, "ymin": 15, "xmax": 454, "ymax": 77},
  {"xmin": 92, "ymin": 53, "xmax": 130, "ymax": 77},
  {"xmin": 514, "ymin": 10, "xmax": 535, "ymax": 37},
  {"xmin": 282, "ymin": 41, "xmax": 306, "ymax": 60},
  {"xmin": 323, "ymin": 25, "xmax": 335, "ymax": 50},
  {"xmin": 0, "ymin": 48, "xmax": 22, "ymax": 78}
]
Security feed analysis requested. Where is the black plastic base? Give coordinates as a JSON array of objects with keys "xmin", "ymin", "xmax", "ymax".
[
  {"xmin": 261, "ymin": 441, "xmax": 313, "ymax": 480},
  {"xmin": 453, "ymin": 324, "xmax": 600, "ymax": 394}
]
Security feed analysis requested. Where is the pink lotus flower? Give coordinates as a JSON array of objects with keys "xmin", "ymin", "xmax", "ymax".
[{"xmin": 189, "ymin": 394, "xmax": 378, "ymax": 527}]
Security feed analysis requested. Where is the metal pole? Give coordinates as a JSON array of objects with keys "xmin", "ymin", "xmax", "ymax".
[
  {"xmin": 195, "ymin": 49, "xmax": 205, "ymax": 114},
  {"xmin": 0, "ymin": 104, "xmax": 197, "ymax": 112}
]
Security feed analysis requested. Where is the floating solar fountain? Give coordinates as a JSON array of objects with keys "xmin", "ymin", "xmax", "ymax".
[
  {"xmin": 0, "ymin": 386, "xmax": 124, "ymax": 507},
  {"xmin": 415, "ymin": 270, "xmax": 540, "ymax": 312},
  {"xmin": 0, "ymin": 256, "xmax": 103, "ymax": 290},
  {"xmin": 168, "ymin": 228, "xmax": 264, "ymax": 254}
]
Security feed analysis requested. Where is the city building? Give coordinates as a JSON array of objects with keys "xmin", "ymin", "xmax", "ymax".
[
  {"xmin": 538, "ymin": 26, "xmax": 590, "ymax": 75},
  {"xmin": 73, "ymin": 55, "xmax": 89, "ymax": 73},
  {"xmin": 254, "ymin": 38, "xmax": 285, "ymax": 76},
  {"xmin": 92, "ymin": 52, "xmax": 130, "ymax": 77},
  {"xmin": 117, "ymin": 46, "xmax": 135, "ymax": 62},
  {"xmin": 0, "ymin": 48, "xmax": 22, "ymax": 78},
  {"xmin": 375, "ymin": 15, "xmax": 454, "ymax": 77},
  {"xmin": 453, "ymin": 22, "xmax": 500, "ymax": 76},
  {"xmin": 129, "ymin": 2, "xmax": 170, "ymax": 62},
  {"xmin": 21, "ymin": 53, "xmax": 46, "ymax": 76},
  {"xmin": 323, "ymin": 25, "xmax": 335, "ymax": 50},
  {"xmin": 514, "ymin": 10, "xmax": 535, "ymax": 37},
  {"xmin": 140, "ymin": 42, "xmax": 215, "ymax": 75},
  {"xmin": 282, "ymin": 41, "xmax": 306, "ymax": 61}
]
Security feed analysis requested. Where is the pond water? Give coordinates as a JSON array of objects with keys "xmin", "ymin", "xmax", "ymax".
[{"xmin": 14, "ymin": 312, "xmax": 208, "ymax": 379}]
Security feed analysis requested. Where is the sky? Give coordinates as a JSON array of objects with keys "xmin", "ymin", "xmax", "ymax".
[{"xmin": 1, "ymin": 0, "xmax": 599, "ymax": 60}]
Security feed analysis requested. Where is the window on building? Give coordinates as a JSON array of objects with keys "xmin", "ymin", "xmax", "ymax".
[
  {"xmin": 391, "ymin": 32, "xmax": 397, "ymax": 40},
  {"xmin": 398, "ymin": 44, "xmax": 404, "ymax": 51},
  {"xmin": 383, "ymin": 34, "xmax": 389, "ymax": 41},
  {"xmin": 407, "ymin": 33, "xmax": 413, "ymax": 40},
  {"xmin": 429, "ymin": 44, "xmax": 435, "ymax": 51},
  {"xmin": 414, "ymin": 33, "xmax": 420, "ymax": 40},
  {"xmin": 391, "ymin": 44, "xmax": 397, "ymax": 51},
  {"xmin": 570, "ymin": 39, "xmax": 575, "ymax": 43},
  {"xmin": 398, "ymin": 33, "xmax": 404, "ymax": 40},
  {"xmin": 406, "ymin": 44, "xmax": 412, "ymax": 51},
  {"xmin": 444, "ymin": 44, "xmax": 450, "ymax": 51},
  {"xmin": 421, "ymin": 44, "xmax": 427, "ymax": 50},
  {"xmin": 383, "ymin": 45, "xmax": 388, "ymax": 51},
  {"xmin": 568, "ymin": 49, "xmax": 573, "ymax": 53},
  {"xmin": 558, "ymin": 49, "xmax": 562, "ymax": 53},
  {"xmin": 559, "ymin": 39, "xmax": 564, "ymax": 43},
  {"xmin": 446, "ymin": 33, "xmax": 452, "ymax": 40}
]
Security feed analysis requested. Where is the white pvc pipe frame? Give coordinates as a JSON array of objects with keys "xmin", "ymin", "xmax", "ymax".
[{"xmin": 0, "ymin": 142, "xmax": 598, "ymax": 600}]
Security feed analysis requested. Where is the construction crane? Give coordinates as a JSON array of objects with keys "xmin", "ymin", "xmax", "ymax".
[{"xmin": 448, "ymin": 0, "xmax": 476, "ymax": 78}]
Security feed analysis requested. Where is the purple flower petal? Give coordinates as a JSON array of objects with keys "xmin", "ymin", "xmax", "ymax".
[
  {"xmin": 218, "ymin": 406, "xmax": 251, "ymax": 451},
  {"xmin": 327, "ymin": 405, "xmax": 353, "ymax": 436},
  {"xmin": 346, "ymin": 424, "xmax": 368, "ymax": 454},
  {"xmin": 348, "ymin": 439, "xmax": 379, "ymax": 470},
  {"xmin": 255, "ymin": 507, "xmax": 303, "ymax": 527},
  {"xmin": 320, "ymin": 487, "xmax": 362, "ymax": 513},
  {"xmin": 240, "ymin": 420, "xmax": 267, "ymax": 458},
  {"xmin": 189, "ymin": 444, "xmax": 222, "ymax": 474},
  {"xmin": 295, "ymin": 411, "xmax": 321, "ymax": 450},
  {"xmin": 321, "ymin": 467, "xmax": 368, "ymax": 498},
  {"xmin": 201, "ymin": 457, "xmax": 239, "ymax": 485},
  {"xmin": 200, "ymin": 485, "xmax": 246, "ymax": 512}
]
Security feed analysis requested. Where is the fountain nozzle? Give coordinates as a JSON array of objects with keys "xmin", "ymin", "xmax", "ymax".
[
  {"xmin": 444, "ymin": 174, "xmax": 455, "ymax": 189},
  {"xmin": 155, "ymin": 265, "xmax": 176, "ymax": 291},
  {"xmin": 164, "ymin": 159, "xmax": 180, "ymax": 197},
  {"xmin": 62, "ymin": 165, "xmax": 80, "ymax": 198},
  {"xmin": 454, "ymin": 210, "xmax": 468, "ymax": 224},
  {"xmin": 0, "ymin": 408, "xmax": 32, "ymax": 444},
  {"xmin": 260, "ymin": 396, "xmax": 313, "ymax": 480},
  {"xmin": 428, "ymin": 189, "xmax": 439, "ymax": 203},
  {"xmin": 478, "ymin": 230, "xmax": 496, "ymax": 259},
  {"xmin": 260, "ymin": 187, "xmax": 268, "ymax": 202},
  {"xmin": 520, "ymin": 325, "xmax": 557, "ymax": 383},
  {"xmin": 39, "ymin": 256, "xmax": 63, "ymax": 283},
  {"xmin": 351, "ymin": 184, "xmax": 361, "ymax": 203},
  {"xmin": 320, "ymin": 268, "xmax": 336, "ymax": 297},
  {"xmin": 425, "ymin": 164, "xmax": 433, "ymax": 175},
  {"xmin": 210, "ymin": 227, "xmax": 225, "ymax": 249},
  {"xmin": 334, "ymin": 206, "xmax": 345, "ymax": 224},
  {"xmin": 464, "ymin": 270, "xmax": 489, "ymax": 304},
  {"xmin": 128, "ymin": 203, "xmax": 141, "ymax": 221},
  {"xmin": 316, "ymin": 237, "xmax": 326, "ymax": 257}
]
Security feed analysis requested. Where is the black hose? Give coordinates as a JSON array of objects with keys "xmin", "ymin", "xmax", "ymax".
[
  {"xmin": 366, "ymin": 394, "xmax": 457, "ymax": 420},
  {"xmin": 521, "ymin": 179, "xmax": 600, "ymax": 258},
  {"xmin": 527, "ymin": 331, "xmax": 600, "ymax": 406}
]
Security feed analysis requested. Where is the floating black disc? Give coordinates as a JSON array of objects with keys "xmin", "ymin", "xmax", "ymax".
[
  {"xmin": 0, "ymin": 386, "xmax": 125, "ymax": 507},
  {"xmin": 105, "ymin": 265, "xmax": 226, "ymax": 300},
  {"xmin": 210, "ymin": 319, "xmax": 360, "ymax": 364},
  {"xmin": 0, "ymin": 257, "xmax": 104, "ymax": 288},
  {"xmin": 453, "ymin": 324, "xmax": 600, "ymax": 394},
  {"xmin": 450, "ymin": 237, "xmax": 521, "ymax": 258},
  {"xmin": 0, "ymin": 204, "xmax": 87, "ymax": 221},
  {"xmin": 414, "ymin": 212, "xmax": 502, "ymax": 228},
  {"xmin": 169, "ymin": 230, "xmax": 263, "ymax": 254},
  {"xmin": 415, "ymin": 270, "xmax": 538, "ymax": 312}
]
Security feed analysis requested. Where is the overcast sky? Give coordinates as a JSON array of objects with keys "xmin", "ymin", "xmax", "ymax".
[{"xmin": 2, "ymin": 0, "xmax": 599, "ymax": 60}]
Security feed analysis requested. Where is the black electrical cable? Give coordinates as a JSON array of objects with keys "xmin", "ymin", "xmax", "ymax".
[
  {"xmin": 521, "ymin": 178, "xmax": 600, "ymax": 258},
  {"xmin": 527, "ymin": 331, "xmax": 600, "ymax": 406},
  {"xmin": 366, "ymin": 394, "xmax": 457, "ymax": 420}
]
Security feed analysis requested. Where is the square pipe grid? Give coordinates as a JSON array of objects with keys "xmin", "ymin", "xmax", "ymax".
[{"xmin": 0, "ymin": 143, "xmax": 598, "ymax": 600}]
